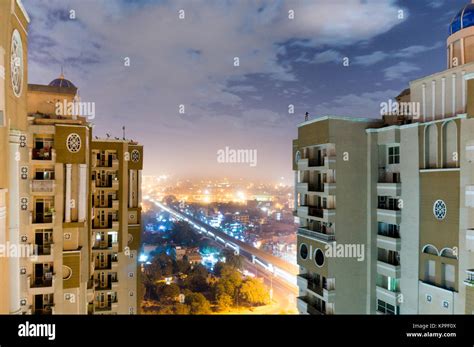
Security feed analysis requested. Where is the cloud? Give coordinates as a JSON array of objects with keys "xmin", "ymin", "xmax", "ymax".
[
  {"xmin": 353, "ymin": 51, "xmax": 388, "ymax": 66},
  {"xmin": 383, "ymin": 62, "xmax": 420, "ymax": 81},
  {"xmin": 23, "ymin": 0, "xmax": 407, "ymax": 177},
  {"xmin": 353, "ymin": 42, "xmax": 444, "ymax": 66},
  {"xmin": 316, "ymin": 89, "xmax": 401, "ymax": 118},
  {"xmin": 428, "ymin": 0, "xmax": 444, "ymax": 9},
  {"xmin": 312, "ymin": 49, "xmax": 343, "ymax": 64}
]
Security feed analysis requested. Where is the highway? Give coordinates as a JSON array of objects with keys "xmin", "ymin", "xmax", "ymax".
[{"xmin": 147, "ymin": 198, "xmax": 299, "ymax": 288}]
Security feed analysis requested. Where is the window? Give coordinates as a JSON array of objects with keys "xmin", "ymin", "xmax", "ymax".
[
  {"xmin": 314, "ymin": 248, "xmax": 325, "ymax": 267},
  {"xmin": 388, "ymin": 146, "xmax": 400, "ymax": 164},
  {"xmin": 377, "ymin": 300, "xmax": 398, "ymax": 315},
  {"xmin": 442, "ymin": 263, "xmax": 455, "ymax": 290},
  {"xmin": 433, "ymin": 200, "xmax": 447, "ymax": 220},
  {"xmin": 443, "ymin": 300, "xmax": 449, "ymax": 308},
  {"xmin": 425, "ymin": 260, "xmax": 436, "ymax": 283},
  {"xmin": 299, "ymin": 243, "xmax": 308, "ymax": 260},
  {"xmin": 426, "ymin": 294, "xmax": 432, "ymax": 303}
]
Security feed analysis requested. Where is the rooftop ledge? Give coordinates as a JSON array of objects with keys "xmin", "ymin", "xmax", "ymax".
[{"xmin": 298, "ymin": 115, "xmax": 382, "ymax": 128}]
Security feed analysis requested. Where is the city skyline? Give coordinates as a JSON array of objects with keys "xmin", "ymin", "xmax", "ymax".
[{"xmin": 23, "ymin": 0, "xmax": 467, "ymax": 182}]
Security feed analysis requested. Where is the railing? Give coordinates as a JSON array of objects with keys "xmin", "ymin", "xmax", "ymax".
[
  {"xmin": 298, "ymin": 227, "xmax": 335, "ymax": 242},
  {"xmin": 377, "ymin": 204, "xmax": 400, "ymax": 211},
  {"xmin": 31, "ymin": 180, "xmax": 54, "ymax": 193},
  {"xmin": 30, "ymin": 273, "xmax": 54, "ymax": 288},
  {"xmin": 32, "ymin": 211, "xmax": 55, "ymax": 224},
  {"xmin": 32, "ymin": 305, "xmax": 54, "ymax": 315},
  {"xmin": 308, "ymin": 184, "xmax": 324, "ymax": 192},
  {"xmin": 378, "ymin": 257, "xmax": 400, "ymax": 267},
  {"xmin": 32, "ymin": 148, "xmax": 53, "ymax": 160},
  {"xmin": 308, "ymin": 207, "xmax": 324, "ymax": 218},
  {"xmin": 378, "ymin": 229, "xmax": 400, "ymax": 239},
  {"xmin": 33, "ymin": 243, "xmax": 53, "ymax": 256},
  {"xmin": 93, "ymin": 240, "xmax": 112, "ymax": 250}
]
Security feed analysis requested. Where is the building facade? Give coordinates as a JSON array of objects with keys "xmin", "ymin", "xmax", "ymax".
[
  {"xmin": 90, "ymin": 139, "xmax": 143, "ymax": 314},
  {"xmin": 0, "ymin": 1, "xmax": 143, "ymax": 315},
  {"xmin": 0, "ymin": 0, "xmax": 30, "ymax": 314},
  {"xmin": 294, "ymin": 1, "xmax": 474, "ymax": 315}
]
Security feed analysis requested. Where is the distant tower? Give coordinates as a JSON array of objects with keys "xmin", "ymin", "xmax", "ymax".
[{"xmin": 448, "ymin": 1, "xmax": 474, "ymax": 68}]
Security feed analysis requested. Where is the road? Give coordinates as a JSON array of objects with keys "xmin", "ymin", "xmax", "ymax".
[
  {"xmin": 242, "ymin": 258, "xmax": 298, "ymax": 313},
  {"xmin": 147, "ymin": 198, "xmax": 299, "ymax": 289}
]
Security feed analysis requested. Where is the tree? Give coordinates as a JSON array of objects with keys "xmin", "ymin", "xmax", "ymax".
[
  {"xmin": 213, "ymin": 261, "xmax": 225, "ymax": 277},
  {"xmin": 212, "ymin": 265, "xmax": 242, "ymax": 305},
  {"xmin": 157, "ymin": 283, "xmax": 180, "ymax": 303},
  {"xmin": 174, "ymin": 259, "xmax": 191, "ymax": 274},
  {"xmin": 239, "ymin": 278, "xmax": 270, "ymax": 306},
  {"xmin": 221, "ymin": 249, "xmax": 243, "ymax": 270},
  {"xmin": 156, "ymin": 305, "xmax": 174, "ymax": 314},
  {"xmin": 216, "ymin": 293, "xmax": 233, "ymax": 311},
  {"xmin": 143, "ymin": 257, "xmax": 163, "ymax": 300},
  {"xmin": 185, "ymin": 292, "xmax": 212, "ymax": 315},
  {"xmin": 174, "ymin": 303, "xmax": 191, "ymax": 315}
]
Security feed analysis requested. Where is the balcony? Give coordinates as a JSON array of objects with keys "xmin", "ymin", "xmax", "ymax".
[
  {"xmin": 30, "ymin": 180, "xmax": 55, "ymax": 194},
  {"xmin": 95, "ymin": 157, "xmax": 119, "ymax": 170},
  {"xmin": 298, "ymin": 274, "xmax": 335, "ymax": 302},
  {"xmin": 95, "ymin": 280, "xmax": 118, "ymax": 291},
  {"xmin": 30, "ymin": 211, "xmax": 55, "ymax": 226},
  {"xmin": 376, "ymin": 286, "xmax": 400, "ymax": 307},
  {"xmin": 296, "ymin": 182, "xmax": 308, "ymax": 192},
  {"xmin": 92, "ymin": 219, "xmax": 119, "ymax": 230},
  {"xmin": 376, "ymin": 234, "xmax": 401, "ymax": 252},
  {"xmin": 464, "ymin": 269, "xmax": 474, "ymax": 287},
  {"xmin": 92, "ymin": 240, "xmax": 119, "ymax": 251},
  {"xmin": 32, "ymin": 305, "xmax": 55, "ymax": 315},
  {"xmin": 28, "ymin": 274, "xmax": 55, "ymax": 295},
  {"xmin": 296, "ymin": 296, "xmax": 308, "ymax": 314},
  {"xmin": 94, "ymin": 304, "xmax": 112, "ymax": 312},
  {"xmin": 297, "ymin": 158, "xmax": 309, "ymax": 171},
  {"xmin": 31, "ymin": 243, "xmax": 55, "ymax": 262},
  {"xmin": 112, "ymin": 200, "xmax": 119, "ymax": 210},
  {"xmin": 377, "ymin": 209, "xmax": 401, "ymax": 225},
  {"xmin": 31, "ymin": 148, "xmax": 55, "ymax": 162},
  {"xmin": 377, "ymin": 260, "xmax": 401, "ymax": 278},
  {"xmin": 377, "ymin": 182, "xmax": 401, "ymax": 197},
  {"xmin": 93, "ymin": 178, "xmax": 119, "ymax": 191},
  {"xmin": 298, "ymin": 227, "xmax": 335, "ymax": 243},
  {"xmin": 297, "ymin": 296, "xmax": 325, "ymax": 315},
  {"xmin": 307, "ymin": 156, "xmax": 336, "ymax": 170},
  {"xmin": 307, "ymin": 207, "xmax": 336, "ymax": 223},
  {"xmin": 324, "ymin": 182, "xmax": 336, "ymax": 195}
]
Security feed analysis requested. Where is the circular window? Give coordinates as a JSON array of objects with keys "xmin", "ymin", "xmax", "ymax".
[
  {"xmin": 62, "ymin": 265, "xmax": 72, "ymax": 280},
  {"xmin": 433, "ymin": 200, "xmax": 447, "ymax": 220},
  {"xmin": 128, "ymin": 233, "xmax": 134, "ymax": 244},
  {"xmin": 66, "ymin": 133, "xmax": 81, "ymax": 153},
  {"xmin": 131, "ymin": 149, "xmax": 140, "ymax": 163},
  {"xmin": 11, "ymin": 30, "xmax": 23, "ymax": 97},
  {"xmin": 295, "ymin": 151, "xmax": 301, "ymax": 164},
  {"xmin": 314, "ymin": 248, "xmax": 325, "ymax": 267},
  {"xmin": 299, "ymin": 243, "xmax": 308, "ymax": 260}
]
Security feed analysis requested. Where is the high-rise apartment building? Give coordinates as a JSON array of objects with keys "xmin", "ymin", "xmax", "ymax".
[
  {"xmin": 0, "ymin": 1, "xmax": 143, "ymax": 315},
  {"xmin": 90, "ymin": 139, "xmax": 143, "ymax": 314},
  {"xmin": 0, "ymin": 0, "xmax": 30, "ymax": 314},
  {"xmin": 294, "ymin": 1, "xmax": 474, "ymax": 315},
  {"xmin": 23, "ymin": 78, "xmax": 92, "ymax": 314}
]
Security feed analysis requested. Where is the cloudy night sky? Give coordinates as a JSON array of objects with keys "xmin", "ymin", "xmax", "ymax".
[{"xmin": 22, "ymin": 0, "xmax": 468, "ymax": 183}]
